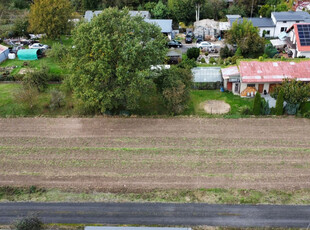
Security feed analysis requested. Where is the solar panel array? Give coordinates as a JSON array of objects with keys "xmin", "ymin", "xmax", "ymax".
[{"xmin": 297, "ymin": 24, "xmax": 310, "ymax": 46}]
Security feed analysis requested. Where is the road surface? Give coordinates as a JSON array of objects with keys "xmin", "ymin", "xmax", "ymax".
[{"xmin": 1, "ymin": 202, "xmax": 310, "ymax": 228}]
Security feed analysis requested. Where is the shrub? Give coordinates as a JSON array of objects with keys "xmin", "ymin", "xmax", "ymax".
[
  {"xmin": 209, "ymin": 57, "xmax": 216, "ymax": 64},
  {"xmin": 200, "ymin": 58, "xmax": 206, "ymax": 63},
  {"xmin": 275, "ymin": 90, "xmax": 284, "ymax": 115},
  {"xmin": 177, "ymin": 58, "xmax": 197, "ymax": 69},
  {"xmin": 14, "ymin": 87, "xmax": 40, "ymax": 112},
  {"xmin": 231, "ymin": 55, "xmax": 243, "ymax": 64},
  {"xmin": 23, "ymin": 67, "xmax": 49, "ymax": 92},
  {"xmin": 259, "ymin": 56, "xmax": 264, "ymax": 61},
  {"xmin": 186, "ymin": 47, "xmax": 200, "ymax": 60},
  {"xmin": 240, "ymin": 105, "xmax": 252, "ymax": 115},
  {"xmin": 46, "ymin": 43, "xmax": 69, "ymax": 63},
  {"xmin": 14, "ymin": 215, "xmax": 43, "ymax": 230},
  {"xmin": 253, "ymin": 92, "xmax": 262, "ymax": 115},
  {"xmin": 303, "ymin": 111, "xmax": 310, "ymax": 118},
  {"xmin": 261, "ymin": 98, "xmax": 271, "ymax": 115},
  {"xmin": 220, "ymin": 45, "xmax": 233, "ymax": 59},
  {"xmin": 49, "ymin": 89, "xmax": 65, "ymax": 110}
]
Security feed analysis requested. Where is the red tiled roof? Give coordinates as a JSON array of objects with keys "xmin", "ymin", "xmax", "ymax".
[{"xmin": 239, "ymin": 61, "xmax": 310, "ymax": 83}]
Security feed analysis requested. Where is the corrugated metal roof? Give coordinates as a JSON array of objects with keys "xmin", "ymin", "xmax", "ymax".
[
  {"xmin": 85, "ymin": 227, "xmax": 191, "ymax": 230},
  {"xmin": 239, "ymin": 60, "xmax": 310, "ymax": 83},
  {"xmin": 84, "ymin": 10, "xmax": 93, "ymax": 22},
  {"xmin": 145, "ymin": 19, "xmax": 172, "ymax": 33},
  {"xmin": 272, "ymin": 11, "xmax": 310, "ymax": 21},
  {"xmin": 192, "ymin": 67, "xmax": 222, "ymax": 83},
  {"xmin": 221, "ymin": 66, "xmax": 240, "ymax": 79},
  {"xmin": 230, "ymin": 18, "xmax": 275, "ymax": 27},
  {"xmin": 0, "ymin": 44, "xmax": 8, "ymax": 53}
]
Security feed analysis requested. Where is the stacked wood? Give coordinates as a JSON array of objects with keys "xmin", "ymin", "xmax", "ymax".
[{"xmin": 241, "ymin": 87, "xmax": 257, "ymax": 97}]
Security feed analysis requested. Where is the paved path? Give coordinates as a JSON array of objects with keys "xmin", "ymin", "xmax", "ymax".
[{"xmin": 1, "ymin": 202, "xmax": 310, "ymax": 228}]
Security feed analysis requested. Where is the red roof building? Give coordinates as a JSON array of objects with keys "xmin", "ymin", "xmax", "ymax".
[{"xmin": 238, "ymin": 60, "xmax": 310, "ymax": 96}]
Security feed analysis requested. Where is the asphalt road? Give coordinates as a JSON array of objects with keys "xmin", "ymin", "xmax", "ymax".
[{"xmin": 1, "ymin": 202, "xmax": 310, "ymax": 228}]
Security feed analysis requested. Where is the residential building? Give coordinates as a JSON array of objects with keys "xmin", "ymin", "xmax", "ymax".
[
  {"xmin": 286, "ymin": 23, "xmax": 310, "ymax": 57},
  {"xmin": 222, "ymin": 60, "xmax": 310, "ymax": 97},
  {"xmin": 227, "ymin": 11, "xmax": 310, "ymax": 38},
  {"xmin": 238, "ymin": 60, "xmax": 310, "ymax": 96}
]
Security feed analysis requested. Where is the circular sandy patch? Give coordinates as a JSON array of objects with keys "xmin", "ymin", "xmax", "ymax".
[{"xmin": 202, "ymin": 100, "xmax": 230, "ymax": 114}]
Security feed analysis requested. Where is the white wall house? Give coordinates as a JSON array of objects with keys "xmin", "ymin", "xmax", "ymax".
[
  {"xmin": 286, "ymin": 23, "xmax": 310, "ymax": 58},
  {"xmin": 227, "ymin": 11, "xmax": 310, "ymax": 38}
]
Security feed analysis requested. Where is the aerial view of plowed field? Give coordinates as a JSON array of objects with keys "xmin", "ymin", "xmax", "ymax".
[{"xmin": 0, "ymin": 118, "xmax": 309, "ymax": 192}]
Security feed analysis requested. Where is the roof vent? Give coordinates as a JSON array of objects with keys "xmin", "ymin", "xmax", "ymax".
[
  {"xmin": 273, "ymin": 62, "xmax": 278, "ymax": 67},
  {"xmin": 290, "ymin": 62, "xmax": 295, "ymax": 65}
]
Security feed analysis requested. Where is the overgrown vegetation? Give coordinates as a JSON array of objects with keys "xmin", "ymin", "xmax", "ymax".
[
  {"xmin": 13, "ymin": 215, "xmax": 43, "ymax": 230},
  {"xmin": 1, "ymin": 186, "xmax": 310, "ymax": 205}
]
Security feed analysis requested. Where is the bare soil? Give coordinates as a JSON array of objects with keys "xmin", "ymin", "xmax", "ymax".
[
  {"xmin": 0, "ymin": 118, "xmax": 309, "ymax": 192},
  {"xmin": 202, "ymin": 100, "xmax": 230, "ymax": 114}
]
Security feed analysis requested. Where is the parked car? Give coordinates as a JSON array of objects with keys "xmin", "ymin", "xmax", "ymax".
[
  {"xmin": 185, "ymin": 35, "xmax": 192, "ymax": 44},
  {"xmin": 168, "ymin": 40, "xmax": 182, "ymax": 48},
  {"xmin": 29, "ymin": 43, "xmax": 49, "ymax": 50},
  {"xmin": 196, "ymin": 35, "xmax": 203, "ymax": 44},
  {"xmin": 197, "ymin": 41, "xmax": 215, "ymax": 50}
]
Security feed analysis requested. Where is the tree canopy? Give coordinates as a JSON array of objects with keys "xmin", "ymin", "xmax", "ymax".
[
  {"xmin": 69, "ymin": 7, "xmax": 167, "ymax": 114},
  {"xmin": 225, "ymin": 19, "xmax": 265, "ymax": 58},
  {"xmin": 28, "ymin": 0, "xmax": 72, "ymax": 38}
]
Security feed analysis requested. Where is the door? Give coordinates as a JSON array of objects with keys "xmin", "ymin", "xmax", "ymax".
[
  {"xmin": 227, "ymin": 82, "xmax": 232, "ymax": 91},
  {"xmin": 269, "ymin": 84, "xmax": 277, "ymax": 93},
  {"xmin": 258, "ymin": 84, "xmax": 264, "ymax": 93}
]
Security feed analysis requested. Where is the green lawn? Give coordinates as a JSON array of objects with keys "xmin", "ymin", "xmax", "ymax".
[
  {"xmin": 0, "ymin": 84, "xmax": 25, "ymax": 117},
  {"xmin": 0, "ymin": 57, "xmax": 68, "ymax": 76},
  {"xmin": 184, "ymin": 90, "xmax": 254, "ymax": 117}
]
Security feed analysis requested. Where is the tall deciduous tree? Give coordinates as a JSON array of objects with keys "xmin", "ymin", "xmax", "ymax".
[
  {"xmin": 28, "ymin": 0, "xmax": 72, "ymax": 38},
  {"xmin": 226, "ymin": 19, "xmax": 265, "ymax": 58},
  {"xmin": 193, "ymin": 0, "xmax": 205, "ymax": 22},
  {"xmin": 69, "ymin": 8, "xmax": 167, "ymax": 114}
]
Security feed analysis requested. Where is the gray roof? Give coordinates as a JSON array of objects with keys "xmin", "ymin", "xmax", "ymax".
[
  {"xmin": 272, "ymin": 11, "xmax": 310, "ymax": 22},
  {"xmin": 84, "ymin": 10, "xmax": 93, "ymax": 22},
  {"xmin": 84, "ymin": 10, "xmax": 151, "ymax": 22},
  {"xmin": 129, "ymin": 11, "xmax": 151, "ymax": 19},
  {"xmin": 145, "ymin": 19, "xmax": 173, "ymax": 33},
  {"xmin": 226, "ymin": 14, "xmax": 241, "ymax": 20},
  {"xmin": 85, "ymin": 227, "xmax": 191, "ymax": 230},
  {"xmin": 192, "ymin": 67, "xmax": 222, "ymax": 83},
  {"xmin": 230, "ymin": 17, "xmax": 275, "ymax": 27}
]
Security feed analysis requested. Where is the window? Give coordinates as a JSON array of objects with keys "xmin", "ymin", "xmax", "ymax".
[
  {"xmin": 296, "ymin": 21, "xmax": 300, "ymax": 23},
  {"xmin": 280, "ymin": 27, "xmax": 287, "ymax": 32},
  {"xmin": 247, "ymin": 84, "xmax": 255, "ymax": 87},
  {"xmin": 283, "ymin": 21, "xmax": 287, "ymax": 23},
  {"xmin": 266, "ymin": 30, "xmax": 270, "ymax": 35}
]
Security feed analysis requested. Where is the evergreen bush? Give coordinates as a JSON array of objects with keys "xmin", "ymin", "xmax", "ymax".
[{"xmin": 253, "ymin": 92, "xmax": 262, "ymax": 115}]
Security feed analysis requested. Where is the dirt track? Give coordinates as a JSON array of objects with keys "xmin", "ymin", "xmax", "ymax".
[{"xmin": 0, "ymin": 118, "xmax": 309, "ymax": 192}]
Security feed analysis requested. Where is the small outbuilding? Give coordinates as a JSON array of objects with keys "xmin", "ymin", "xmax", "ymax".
[
  {"xmin": 17, "ymin": 49, "xmax": 42, "ymax": 61},
  {"xmin": 0, "ymin": 45, "xmax": 9, "ymax": 63}
]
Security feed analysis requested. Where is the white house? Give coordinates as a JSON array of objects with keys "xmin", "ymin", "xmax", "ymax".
[
  {"xmin": 286, "ymin": 23, "xmax": 310, "ymax": 57},
  {"xmin": 227, "ymin": 11, "xmax": 310, "ymax": 38}
]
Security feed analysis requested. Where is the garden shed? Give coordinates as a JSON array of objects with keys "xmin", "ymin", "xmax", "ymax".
[
  {"xmin": 192, "ymin": 67, "xmax": 222, "ymax": 89},
  {"xmin": 0, "ymin": 45, "xmax": 9, "ymax": 63},
  {"xmin": 17, "ymin": 49, "xmax": 42, "ymax": 61}
]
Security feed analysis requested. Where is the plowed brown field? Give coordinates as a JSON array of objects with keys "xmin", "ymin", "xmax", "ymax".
[{"xmin": 0, "ymin": 118, "xmax": 309, "ymax": 192}]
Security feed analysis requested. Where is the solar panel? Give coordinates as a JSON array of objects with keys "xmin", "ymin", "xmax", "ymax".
[{"xmin": 297, "ymin": 24, "xmax": 310, "ymax": 46}]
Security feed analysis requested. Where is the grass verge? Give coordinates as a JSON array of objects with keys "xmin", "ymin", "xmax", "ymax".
[{"xmin": 1, "ymin": 186, "xmax": 310, "ymax": 205}]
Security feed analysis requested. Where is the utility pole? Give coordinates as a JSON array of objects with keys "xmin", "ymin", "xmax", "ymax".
[{"xmin": 250, "ymin": 0, "xmax": 255, "ymax": 18}]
